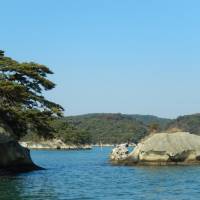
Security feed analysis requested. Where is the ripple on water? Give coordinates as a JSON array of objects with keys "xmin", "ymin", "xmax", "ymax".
[{"xmin": 0, "ymin": 148, "xmax": 200, "ymax": 200}]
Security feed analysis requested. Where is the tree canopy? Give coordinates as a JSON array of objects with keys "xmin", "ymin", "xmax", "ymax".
[{"xmin": 0, "ymin": 50, "xmax": 64, "ymax": 139}]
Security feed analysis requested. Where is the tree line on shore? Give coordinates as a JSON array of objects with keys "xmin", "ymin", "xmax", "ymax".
[{"xmin": 22, "ymin": 112, "xmax": 200, "ymax": 145}]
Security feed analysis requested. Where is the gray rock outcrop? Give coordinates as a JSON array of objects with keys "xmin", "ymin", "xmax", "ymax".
[
  {"xmin": 110, "ymin": 144, "xmax": 129, "ymax": 161},
  {"xmin": 0, "ymin": 134, "xmax": 42, "ymax": 172},
  {"xmin": 110, "ymin": 132, "xmax": 200, "ymax": 165}
]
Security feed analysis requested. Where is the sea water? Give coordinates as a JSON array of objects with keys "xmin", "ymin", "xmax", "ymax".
[{"xmin": 0, "ymin": 147, "xmax": 200, "ymax": 200}]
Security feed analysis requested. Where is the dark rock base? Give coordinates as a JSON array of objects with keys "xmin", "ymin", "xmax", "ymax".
[{"xmin": 0, "ymin": 135, "xmax": 43, "ymax": 173}]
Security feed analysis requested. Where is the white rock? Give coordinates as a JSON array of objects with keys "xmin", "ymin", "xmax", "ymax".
[
  {"xmin": 110, "ymin": 144, "xmax": 129, "ymax": 161},
  {"xmin": 110, "ymin": 132, "xmax": 200, "ymax": 165}
]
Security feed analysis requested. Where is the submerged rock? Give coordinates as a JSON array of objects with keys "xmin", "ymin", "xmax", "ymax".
[
  {"xmin": 0, "ymin": 135, "xmax": 42, "ymax": 172},
  {"xmin": 110, "ymin": 132, "xmax": 200, "ymax": 165}
]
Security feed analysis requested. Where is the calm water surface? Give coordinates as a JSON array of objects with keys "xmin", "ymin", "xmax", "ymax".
[{"xmin": 0, "ymin": 147, "xmax": 200, "ymax": 200}]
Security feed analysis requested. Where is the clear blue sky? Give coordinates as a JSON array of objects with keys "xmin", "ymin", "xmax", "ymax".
[{"xmin": 1, "ymin": 0, "xmax": 200, "ymax": 118}]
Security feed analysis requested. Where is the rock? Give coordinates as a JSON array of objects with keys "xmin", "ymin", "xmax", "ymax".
[
  {"xmin": 110, "ymin": 143, "xmax": 129, "ymax": 161},
  {"xmin": 0, "ymin": 118, "xmax": 42, "ymax": 175},
  {"xmin": 0, "ymin": 135, "xmax": 42, "ymax": 172},
  {"xmin": 110, "ymin": 132, "xmax": 200, "ymax": 165},
  {"xmin": 0, "ymin": 117, "xmax": 42, "ymax": 172}
]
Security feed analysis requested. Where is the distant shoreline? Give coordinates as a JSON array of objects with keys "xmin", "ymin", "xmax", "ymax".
[
  {"xmin": 19, "ymin": 140, "xmax": 92, "ymax": 150},
  {"xmin": 20, "ymin": 141, "xmax": 135, "ymax": 150}
]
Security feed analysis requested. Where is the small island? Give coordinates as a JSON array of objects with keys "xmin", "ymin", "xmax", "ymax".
[{"xmin": 110, "ymin": 132, "xmax": 200, "ymax": 165}]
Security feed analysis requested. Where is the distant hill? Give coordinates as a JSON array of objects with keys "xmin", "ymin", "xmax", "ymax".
[
  {"xmin": 125, "ymin": 114, "xmax": 172, "ymax": 128},
  {"xmin": 20, "ymin": 113, "xmax": 200, "ymax": 145},
  {"xmin": 166, "ymin": 114, "xmax": 200, "ymax": 134},
  {"xmin": 63, "ymin": 113, "xmax": 171, "ymax": 144}
]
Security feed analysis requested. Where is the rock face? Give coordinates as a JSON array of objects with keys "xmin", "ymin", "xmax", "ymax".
[
  {"xmin": 110, "ymin": 132, "xmax": 200, "ymax": 165},
  {"xmin": 0, "ymin": 135, "xmax": 42, "ymax": 172},
  {"xmin": 110, "ymin": 144, "xmax": 129, "ymax": 161}
]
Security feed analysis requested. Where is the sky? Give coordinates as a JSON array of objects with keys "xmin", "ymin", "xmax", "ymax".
[{"xmin": 1, "ymin": 0, "xmax": 200, "ymax": 118}]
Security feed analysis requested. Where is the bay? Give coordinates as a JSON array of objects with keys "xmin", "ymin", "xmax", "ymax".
[{"xmin": 0, "ymin": 147, "xmax": 200, "ymax": 200}]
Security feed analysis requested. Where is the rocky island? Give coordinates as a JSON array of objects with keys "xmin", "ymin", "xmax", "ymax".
[{"xmin": 110, "ymin": 132, "xmax": 200, "ymax": 165}]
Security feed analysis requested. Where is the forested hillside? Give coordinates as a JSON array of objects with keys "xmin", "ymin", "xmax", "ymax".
[
  {"xmin": 21, "ymin": 112, "xmax": 200, "ymax": 145},
  {"xmin": 22, "ymin": 113, "xmax": 171, "ymax": 144},
  {"xmin": 129, "ymin": 114, "xmax": 171, "ymax": 128},
  {"xmin": 166, "ymin": 114, "xmax": 200, "ymax": 134},
  {"xmin": 60, "ymin": 113, "xmax": 171, "ymax": 144}
]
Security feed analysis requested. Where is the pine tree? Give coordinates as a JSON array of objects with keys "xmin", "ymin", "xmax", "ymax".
[{"xmin": 0, "ymin": 50, "xmax": 64, "ymax": 139}]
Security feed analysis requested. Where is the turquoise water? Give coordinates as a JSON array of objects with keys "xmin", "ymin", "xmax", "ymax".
[{"xmin": 1, "ymin": 147, "xmax": 200, "ymax": 200}]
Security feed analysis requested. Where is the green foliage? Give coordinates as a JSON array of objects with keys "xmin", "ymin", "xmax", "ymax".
[
  {"xmin": 62, "ymin": 113, "xmax": 152, "ymax": 144},
  {"xmin": 63, "ymin": 113, "xmax": 172, "ymax": 144},
  {"xmin": 0, "ymin": 50, "xmax": 64, "ymax": 139},
  {"xmin": 148, "ymin": 123, "xmax": 160, "ymax": 133},
  {"xmin": 0, "ymin": 50, "xmax": 4, "ymax": 57},
  {"xmin": 130, "ymin": 114, "xmax": 172, "ymax": 129},
  {"xmin": 50, "ymin": 119, "xmax": 91, "ymax": 145},
  {"xmin": 166, "ymin": 114, "xmax": 200, "ymax": 134},
  {"xmin": 25, "ymin": 113, "xmax": 169, "ymax": 145}
]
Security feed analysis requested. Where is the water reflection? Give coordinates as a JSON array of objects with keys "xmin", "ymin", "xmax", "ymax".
[
  {"xmin": 0, "ymin": 174, "xmax": 23, "ymax": 200},
  {"xmin": 0, "ymin": 171, "xmax": 59, "ymax": 200}
]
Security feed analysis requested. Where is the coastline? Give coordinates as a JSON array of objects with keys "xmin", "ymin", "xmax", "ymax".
[
  {"xmin": 93, "ymin": 143, "xmax": 136, "ymax": 147},
  {"xmin": 93, "ymin": 144, "xmax": 114, "ymax": 147},
  {"xmin": 19, "ymin": 140, "xmax": 92, "ymax": 150},
  {"xmin": 19, "ymin": 141, "xmax": 136, "ymax": 150}
]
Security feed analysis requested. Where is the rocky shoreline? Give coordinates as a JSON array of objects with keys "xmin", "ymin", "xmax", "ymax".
[
  {"xmin": 19, "ymin": 142, "xmax": 134, "ymax": 150},
  {"xmin": 20, "ymin": 139, "xmax": 92, "ymax": 150},
  {"xmin": 110, "ymin": 132, "xmax": 200, "ymax": 166},
  {"xmin": 93, "ymin": 144, "xmax": 114, "ymax": 147},
  {"xmin": 93, "ymin": 143, "xmax": 136, "ymax": 147}
]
